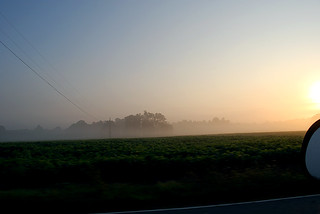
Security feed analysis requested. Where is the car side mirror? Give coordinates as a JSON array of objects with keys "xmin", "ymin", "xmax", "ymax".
[{"xmin": 302, "ymin": 120, "xmax": 320, "ymax": 179}]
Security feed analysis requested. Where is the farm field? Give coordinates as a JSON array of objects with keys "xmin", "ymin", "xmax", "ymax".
[{"xmin": 0, "ymin": 131, "xmax": 319, "ymax": 213}]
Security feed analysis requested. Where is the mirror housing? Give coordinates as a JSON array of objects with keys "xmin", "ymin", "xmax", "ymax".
[{"xmin": 302, "ymin": 119, "xmax": 320, "ymax": 179}]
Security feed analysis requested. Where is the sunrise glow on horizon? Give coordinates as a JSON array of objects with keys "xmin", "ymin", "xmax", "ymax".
[
  {"xmin": 310, "ymin": 82, "xmax": 320, "ymax": 108},
  {"xmin": 1, "ymin": 0, "xmax": 320, "ymax": 130}
]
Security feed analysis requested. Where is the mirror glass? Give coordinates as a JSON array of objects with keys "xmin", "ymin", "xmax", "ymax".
[{"xmin": 303, "ymin": 120, "xmax": 320, "ymax": 179}]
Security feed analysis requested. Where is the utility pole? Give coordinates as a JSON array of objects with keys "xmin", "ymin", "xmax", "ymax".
[{"xmin": 108, "ymin": 117, "xmax": 112, "ymax": 138}]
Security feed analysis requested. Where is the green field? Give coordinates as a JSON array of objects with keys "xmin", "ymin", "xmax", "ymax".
[{"xmin": 0, "ymin": 131, "xmax": 319, "ymax": 213}]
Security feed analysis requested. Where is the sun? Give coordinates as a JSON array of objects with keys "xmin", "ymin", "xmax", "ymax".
[{"xmin": 310, "ymin": 82, "xmax": 320, "ymax": 104}]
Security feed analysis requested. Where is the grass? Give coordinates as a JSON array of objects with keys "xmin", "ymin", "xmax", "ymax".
[{"xmin": 0, "ymin": 131, "xmax": 318, "ymax": 213}]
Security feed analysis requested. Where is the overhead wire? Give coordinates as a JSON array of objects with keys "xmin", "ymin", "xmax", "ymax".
[
  {"xmin": 0, "ymin": 27, "xmax": 62, "ymax": 88},
  {"xmin": 0, "ymin": 10, "xmax": 93, "ymax": 116},
  {"xmin": 0, "ymin": 10, "xmax": 101, "ymax": 121},
  {"xmin": 0, "ymin": 10, "xmax": 88, "ymax": 105},
  {"xmin": 0, "ymin": 39, "xmax": 98, "ymax": 121}
]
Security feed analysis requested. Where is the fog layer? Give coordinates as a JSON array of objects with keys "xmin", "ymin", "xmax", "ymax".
[{"xmin": 1, "ymin": 111, "xmax": 318, "ymax": 142}]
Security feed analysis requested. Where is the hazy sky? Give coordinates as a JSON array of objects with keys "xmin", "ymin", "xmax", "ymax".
[{"xmin": 1, "ymin": 0, "xmax": 320, "ymax": 129}]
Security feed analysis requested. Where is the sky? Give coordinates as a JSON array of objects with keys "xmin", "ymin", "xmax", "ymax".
[{"xmin": 1, "ymin": 0, "xmax": 320, "ymax": 129}]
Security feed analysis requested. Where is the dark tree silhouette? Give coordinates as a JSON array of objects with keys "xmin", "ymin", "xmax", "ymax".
[{"xmin": 68, "ymin": 120, "xmax": 89, "ymax": 130}]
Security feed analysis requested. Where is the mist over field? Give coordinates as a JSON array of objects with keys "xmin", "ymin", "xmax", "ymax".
[{"xmin": 0, "ymin": 111, "xmax": 318, "ymax": 142}]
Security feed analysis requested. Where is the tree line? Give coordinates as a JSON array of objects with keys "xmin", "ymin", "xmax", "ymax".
[
  {"xmin": 0, "ymin": 111, "xmax": 173, "ymax": 141},
  {"xmin": 68, "ymin": 111, "xmax": 173, "ymax": 138},
  {"xmin": 0, "ymin": 110, "xmax": 247, "ymax": 142}
]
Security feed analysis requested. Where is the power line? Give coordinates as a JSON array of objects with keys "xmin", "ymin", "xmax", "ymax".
[
  {"xmin": 0, "ymin": 27, "xmax": 62, "ymax": 89},
  {"xmin": 0, "ymin": 10, "xmax": 91, "ymax": 111},
  {"xmin": 0, "ymin": 39, "xmax": 98, "ymax": 120}
]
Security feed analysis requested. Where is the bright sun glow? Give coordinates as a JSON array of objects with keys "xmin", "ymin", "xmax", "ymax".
[{"xmin": 310, "ymin": 82, "xmax": 320, "ymax": 104}]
